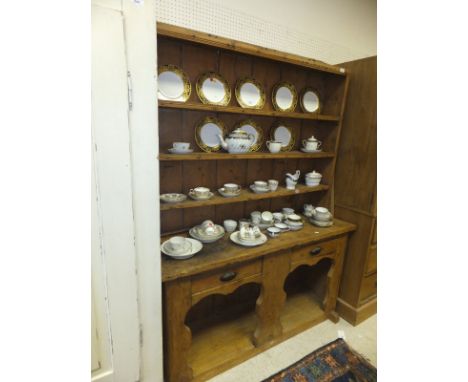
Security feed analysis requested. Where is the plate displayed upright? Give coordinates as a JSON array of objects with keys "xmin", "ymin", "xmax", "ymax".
[
  {"xmin": 300, "ymin": 87, "xmax": 321, "ymax": 113},
  {"xmin": 270, "ymin": 123, "xmax": 295, "ymax": 152},
  {"xmin": 157, "ymin": 65, "xmax": 191, "ymax": 102},
  {"xmin": 235, "ymin": 77, "xmax": 265, "ymax": 109},
  {"xmin": 196, "ymin": 72, "xmax": 231, "ymax": 106},
  {"xmin": 272, "ymin": 82, "xmax": 298, "ymax": 112},
  {"xmin": 234, "ymin": 119, "xmax": 263, "ymax": 152},
  {"xmin": 195, "ymin": 116, "xmax": 226, "ymax": 152}
]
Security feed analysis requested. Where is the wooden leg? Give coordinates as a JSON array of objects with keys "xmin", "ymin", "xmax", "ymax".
[
  {"xmin": 253, "ymin": 252, "xmax": 290, "ymax": 347},
  {"xmin": 323, "ymin": 236, "xmax": 348, "ymax": 322},
  {"xmin": 164, "ymin": 279, "xmax": 193, "ymax": 382}
]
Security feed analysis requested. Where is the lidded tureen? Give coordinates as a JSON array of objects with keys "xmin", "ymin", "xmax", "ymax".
[{"xmin": 218, "ymin": 129, "xmax": 255, "ymax": 153}]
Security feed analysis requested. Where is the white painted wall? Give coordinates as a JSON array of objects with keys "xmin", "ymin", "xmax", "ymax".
[{"xmin": 155, "ymin": 0, "xmax": 376, "ymax": 64}]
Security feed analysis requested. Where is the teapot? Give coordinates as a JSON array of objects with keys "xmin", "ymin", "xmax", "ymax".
[{"xmin": 218, "ymin": 129, "xmax": 256, "ymax": 154}]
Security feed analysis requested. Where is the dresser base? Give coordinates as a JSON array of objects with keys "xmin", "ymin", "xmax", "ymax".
[{"xmin": 336, "ymin": 297, "xmax": 376, "ymax": 326}]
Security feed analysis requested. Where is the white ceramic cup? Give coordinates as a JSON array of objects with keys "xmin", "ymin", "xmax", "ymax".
[
  {"xmin": 273, "ymin": 212, "xmax": 284, "ymax": 223},
  {"xmin": 266, "ymin": 141, "xmax": 282, "ymax": 153},
  {"xmin": 268, "ymin": 179, "xmax": 279, "ymax": 191},
  {"xmin": 261, "ymin": 211, "xmax": 273, "ymax": 223},
  {"xmin": 302, "ymin": 139, "xmax": 322, "ymax": 150},
  {"xmin": 224, "ymin": 183, "xmax": 240, "ymax": 193},
  {"xmin": 169, "ymin": 236, "xmax": 188, "ymax": 254},
  {"xmin": 282, "ymin": 207, "xmax": 294, "ymax": 216},
  {"xmin": 254, "ymin": 181, "xmax": 268, "ymax": 189},
  {"xmin": 190, "ymin": 186, "xmax": 210, "ymax": 197},
  {"xmin": 251, "ymin": 211, "xmax": 262, "ymax": 224},
  {"xmin": 173, "ymin": 142, "xmax": 190, "ymax": 151},
  {"xmin": 223, "ymin": 219, "xmax": 237, "ymax": 233}
]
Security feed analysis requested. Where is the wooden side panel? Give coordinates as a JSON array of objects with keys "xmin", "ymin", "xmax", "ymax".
[{"xmin": 334, "ymin": 56, "xmax": 376, "ymax": 214}]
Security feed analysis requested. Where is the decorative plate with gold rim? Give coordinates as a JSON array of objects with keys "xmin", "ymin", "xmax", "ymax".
[
  {"xmin": 195, "ymin": 116, "xmax": 226, "ymax": 152},
  {"xmin": 196, "ymin": 72, "xmax": 231, "ymax": 106},
  {"xmin": 300, "ymin": 87, "xmax": 321, "ymax": 113},
  {"xmin": 235, "ymin": 77, "xmax": 265, "ymax": 109},
  {"xmin": 272, "ymin": 82, "xmax": 298, "ymax": 112},
  {"xmin": 157, "ymin": 65, "xmax": 191, "ymax": 102},
  {"xmin": 233, "ymin": 119, "xmax": 263, "ymax": 152},
  {"xmin": 270, "ymin": 122, "xmax": 295, "ymax": 151}
]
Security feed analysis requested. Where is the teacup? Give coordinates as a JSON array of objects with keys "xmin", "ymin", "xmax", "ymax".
[
  {"xmin": 268, "ymin": 179, "xmax": 279, "ymax": 191},
  {"xmin": 266, "ymin": 141, "xmax": 282, "ymax": 153},
  {"xmin": 273, "ymin": 212, "xmax": 284, "ymax": 223},
  {"xmin": 254, "ymin": 181, "xmax": 268, "ymax": 190},
  {"xmin": 223, "ymin": 219, "xmax": 237, "ymax": 233},
  {"xmin": 224, "ymin": 183, "xmax": 240, "ymax": 194},
  {"xmin": 251, "ymin": 211, "xmax": 262, "ymax": 225},
  {"xmin": 267, "ymin": 227, "xmax": 281, "ymax": 238},
  {"xmin": 313, "ymin": 207, "xmax": 332, "ymax": 221},
  {"xmin": 282, "ymin": 207, "xmax": 294, "ymax": 216},
  {"xmin": 261, "ymin": 211, "xmax": 273, "ymax": 223},
  {"xmin": 200, "ymin": 220, "xmax": 216, "ymax": 235},
  {"xmin": 302, "ymin": 136, "xmax": 322, "ymax": 151},
  {"xmin": 190, "ymin": 187, "xmax": 210, "ymax": 198},
  {"xmin": 168, "ymin": 236, "xmax": 190, "ymax": 254},
  {"xmin": 173, "ymin": 142, "xmax": 190, "ymax": 151}
]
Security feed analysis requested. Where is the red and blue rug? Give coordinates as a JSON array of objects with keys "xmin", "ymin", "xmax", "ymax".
[{"xmin": 262, "ymin": 338, "xmax": 376, "ymax": 382}]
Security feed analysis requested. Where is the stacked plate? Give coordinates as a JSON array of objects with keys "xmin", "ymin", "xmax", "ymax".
[
  {"xmin": 285, "ymin": 214, "xmax": 304, "ymax": 231},
  {"xmin": 189, "ymin": 224, "xmax": 225, "ymax": 243},
  {"xmin": 230, "ymin": 231, "xmax": 267, "ymax": 247},
  {"xmin": 218, "ymin": 187, "xmax": 241, "ymax": 198},
  {"xmin": 310, "ymin": 207, "xmax": 333, "ymax": 227},
  {"xmin": 249, "ymin": 184, "xmax": 270, "ymax": 194}
]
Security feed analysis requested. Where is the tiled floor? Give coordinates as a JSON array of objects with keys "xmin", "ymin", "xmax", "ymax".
[{"xmin": 208, "ymin": 314, "xmax": 377, "ymax": 382}]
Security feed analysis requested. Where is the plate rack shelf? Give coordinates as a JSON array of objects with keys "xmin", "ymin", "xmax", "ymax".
[{"xmin": 157, "ymin": 22, "xmax": 352, "ymax": 382}]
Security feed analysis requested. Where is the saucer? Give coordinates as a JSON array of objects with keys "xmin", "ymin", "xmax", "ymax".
[
  {"xmin": 189, "ymin": 227, "xmax": 224, "ymax": 243},
  {"xmin": 161, "ymin": 238, "xmax": 202, "ymax": 259},
  {"xmin": 230, "ymin": 231, "xmax": 267, "ymax": 247},
  {"xmin": 250, "ymin": 185, "xmax": 270, "ymax": 194},
  {"xmin": 218, "ymin": 188, "xmax": 241, "ymax": 198},
  {"xmin": 160, "ymin": 193, "xmax": 187, "ymax": 203},
  {"xmin": 274, "ymin": 222, "xmax": 290, "ymax": 231},
  {"xmin": 300, "ymin": 148, "xmax": 322, "ymax": 153},
  {"xmin": 286, "ymin": 221, "xmax": 303, "ymax": 231},
  {"xmin": 189, "ymin": 191, "xmax": 214, "ymax": 200},
  {"xmin": 168, "ymin": 148, "xmax": 194, "ymax": 154},
  {"xmin": 251, "ymin": 220, "xmax": 274, "ymax": 229},
  {"xmin": 310, "ymin": 218, "xmax": 333, "ymax": 227}
]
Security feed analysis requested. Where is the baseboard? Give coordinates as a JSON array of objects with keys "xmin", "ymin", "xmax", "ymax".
[{"xmin": 336, "ymin": 297, "xmax": 377, "ymax": 326}]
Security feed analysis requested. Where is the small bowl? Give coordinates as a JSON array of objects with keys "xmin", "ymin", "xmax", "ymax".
[
  {"xmin": 274, "ymin": 222, "xmax": 289, "ymax": 231},
  {"xmin": 223, "ymin": 219, "xmax": 237, "ymax": 233},
  {"xmin": 267, "ymin": 227, "xmax": 281, "ymax": 238},
  {"xmin": 282, "ymin": 208, "xmax": 294, "ymax": 216},
  {"xmin": 287, "ymin": 214, "xmax": 302, "ymax": 222}
]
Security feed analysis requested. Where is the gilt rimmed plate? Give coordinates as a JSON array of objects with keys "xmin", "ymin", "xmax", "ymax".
[
  {"xmin": 196, "ymin": 72, "xmax": 231, "ymax": 106},
  {"xmin": 300, "ymin": 87, "xmax": 321, "ymax": 113},
  {"xmin": 270, "ymin": 122, "xmax": 295, "ymax": 152},
  {"xmin": 235, "ymin": 77, "xmax": 265, "ymax": 109},
  {"xmin": 195, "ymin": 116, "xmax": 226, "ymax": 152},
  {"xmin": 272, "ymin": 82, "xmax": 298, "ymax": 112},
  {"xmin": 157, "ymin": 65, "xmax": 191, "ymax": 102},
  {"xmin": 233, "ymin": 119, "xmax": 263, "ymax": 152}
]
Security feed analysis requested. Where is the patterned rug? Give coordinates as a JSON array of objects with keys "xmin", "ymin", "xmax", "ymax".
[{"xmin": 262, "ymin": 338, "xmax": 376, "ymax": 382}]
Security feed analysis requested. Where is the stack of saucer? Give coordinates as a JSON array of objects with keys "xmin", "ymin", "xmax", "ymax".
[
  {"xmin": 230, "ymin": 225, "xmax": 267, "ymax": 247},
  {"xmin": 285, "ymin": 214, "xmax": 304, "ymax": 231},
  {"xmin": 310, "ymin": 207, "xmax": 333, "ymax": 227},
  {"xmin": 189, "ymin": 220, "xmax": 225, "ymax": 243},
  {"xmin": 250, "ymin": 180, "xmax": 270, "ymax": 194},
  {"xmin": 161, "ymin": 236, "xmax": 202, "ymax": 260}
]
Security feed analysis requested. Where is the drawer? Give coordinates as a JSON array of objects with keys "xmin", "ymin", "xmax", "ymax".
[
  {"xmin": 290, "ymin": 238, "xmax": 339, "ymax": 265},
  {"xmin": 360, "ymin": 272, "xmax": 377, "ymax": 302},
  {"xmin": 365, "ymin": 245, "xmax": 377, "ymax": 275},
  {"xmin": 191, "ymin": 260, "xmax": 262, "ymax": 295}
]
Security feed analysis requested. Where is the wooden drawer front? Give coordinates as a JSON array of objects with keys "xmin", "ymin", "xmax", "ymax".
[
  {"xmin": 360, "ymin": 272, "xmax": 377, "ymax": 302},
  {"xmin": 291, "ymin": 239, "xmax": 339, "ymax": 265},
  {"xmin": 365, "ymin": 245, "xmax": 377, "ymax": 275},
  {"xmin": 191, "ymin": 260, "xmax": 262, "ymax": 295}
]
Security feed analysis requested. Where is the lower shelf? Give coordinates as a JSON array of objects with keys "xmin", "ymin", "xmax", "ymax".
[{"xmin": 188, "ymin": 292, "xmax": 327, "ymax": 381}]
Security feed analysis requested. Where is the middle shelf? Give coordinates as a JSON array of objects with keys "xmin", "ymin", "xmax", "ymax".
[{"xmin": 160, "ymin": 184, "xmax": 329, "ymax": 211}]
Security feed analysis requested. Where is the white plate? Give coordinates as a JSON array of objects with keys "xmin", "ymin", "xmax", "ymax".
[
  {"xmin": 249, "ymin": 185, "xmax": 270, "ymax": 194},
  {"xmin": 161, "ymin": 238, "xmax": 202, "ymax": 259},
  {"xmin": 300, "ymin": 148, "xmax": 323, "ymax": 153},
  {"xmin": 272, "ymin": 82, "xmax": 297, "ymax": 112},
  {"xmin": 274, "ymin": 222, "xmax": 290, "ymax": 231},
  {"xmin": 160, "ymin": 193, "xmax": 187, "ymax": 203},
  {"xmin": 230, "ymin": 231, "xmax": 267, "ymax": 247},
  {"xmin": 218, "ymin": 188, "xmax": 241, "ymax": 198},
  {"xmin": 195, "ymin": 117, "xmax": 226, "ymax": 152},
  {"xmin": 310, "ymin": 218, "xmax": 333, "ymax": 227},
  {"xmin": 300, "ymin": 88, "xmax": 320, "ymax": 113},
  {"xmin": 189, "ymin": 191, "xmax": 214, "ymax": 201},
  {"xmin": 286, "ymin": 222, "xmax": 303, "ymax": 231},
  {"xmin": 158, "ymin": 65, "xmax": 191, "ymax": 102},
  {"xmin": 196, "ymin": 72, "xmax": 231, "ymax": 105},
  {"xmin": 189, "ymin": 228, "xmax": 224, "ymax": 243},
  {"xmin": 168, "ymin": 148, "xmax": 194, "ymax": 154}
]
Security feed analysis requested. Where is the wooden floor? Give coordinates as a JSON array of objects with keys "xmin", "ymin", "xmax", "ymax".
[{"xmin": 188, "ymin": 291, "xmax": 326, "ymax": 381}]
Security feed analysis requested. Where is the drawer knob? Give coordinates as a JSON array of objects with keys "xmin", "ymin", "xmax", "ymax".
[
  {"xmin": 219, "ymin": 271, "xmax": 237, "ymax": 282},
  {"xmin": 310, "ymin": 247, "xmax": 322, "ymax": 256}
]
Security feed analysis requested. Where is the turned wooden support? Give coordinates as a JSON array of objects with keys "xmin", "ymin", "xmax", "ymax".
[
  {"xmin": 253, "ymin": 252, "xmax": 290, "ymax": 347},
  {"xmin": 322, "ymin": 236, "xmax": 348, "ymax": 321},
  {"xmin": 164, "ymin": 279, "xmax": 193, "ymax": 382}
]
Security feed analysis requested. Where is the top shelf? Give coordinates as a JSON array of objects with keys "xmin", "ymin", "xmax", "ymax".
[
  {"xmin": 157, "ymin": 22, "xmax": 347, "ymax": 77},
  {"xmin": 158, "ymin": 101, "xmax": 340, "ymax": 122}
]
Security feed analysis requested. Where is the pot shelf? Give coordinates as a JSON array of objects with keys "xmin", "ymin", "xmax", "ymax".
[
  {"xmin": 160, "ymin": 184, "xmax": 329, "ymax": 211},
  {"xmin": 159, "ymin": 151, "xmax": 334, "ymax": 161},
  {"xmin": 158, "ymin": 100, "xmax": 340, "ymax": 122}
]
